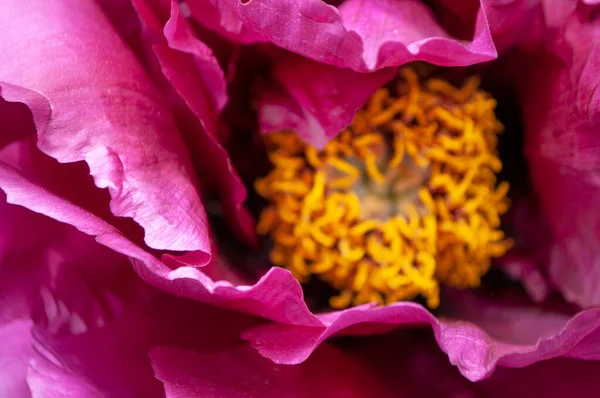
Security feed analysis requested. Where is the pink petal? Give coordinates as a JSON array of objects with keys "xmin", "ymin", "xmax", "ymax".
[
  {"xmin": 4, "ymin": 158, "xmax": 600, "ymax": 382},
  {"xmin": 258, "ymin": 53, "xmax": 395, "ymax": 148},
  {"xmin": 0, "ymin": 180, "xmax": 155, "ymax": 397},
  {"xmin": 27, "ymin": 353, "xmax": 105, "ymax": 398},
  {"xmin": 436, "ymin": 0, "xmax": 544, "ymax": 54},
  {"xmin": 251, "ymin": 0, "xmax": 543, "ymax": 147},
  {"xmin": 25, "ymin": 269, "xmax": 259, "ymax": 398},
  {"xmin": 0, "ymin": 84, "xmax": 48, "ymax": 150},
  {"xmin": 475, "ymin": 358, "xmax": 600, "ymax": 396},
  {"xmin": 152, "ymin": 328, "xmax": 600, "ymax": 397},
  {"xmin": 0, "ymin": 320, "xmax": 32, "ymax": 398},
  {"xmin": 348, "ymin": 329, "xmax": 600, "ymax": 397},
  {"xmin": 0, "ymin": 0, "xmax": 210, "ymax": 254},
  {"xmin": 496, "ymin": 198, "xmax": 553, "ymax": 302},
  {"xmin": 0, "ymin": 161, "xmax": 317, "ymax": 325},
  {"xmin": 243, "ymin": 290, "xmax": 600, "ymax": 382},
  {"xmin": 188, "ymin": 0, "xmax": 497, "ymax": 72},
  {"xmin": 132, "ymin": 0, "xmax": 256, "ymax": 245},
  {"xmin": 519, "ymin": 1, "xmax": 600, "ymax": 307}
]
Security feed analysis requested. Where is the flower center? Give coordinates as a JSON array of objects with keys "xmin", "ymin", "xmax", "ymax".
[{"xmin": 254, "ymin": 67, "xmax": 512, "ymax": 309}]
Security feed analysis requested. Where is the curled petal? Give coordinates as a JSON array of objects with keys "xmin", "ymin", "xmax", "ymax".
[
  {"xmin": 0, "ymin": 162, "xmax": 317, "ymax": 325},
  {"xmin": 0, "ymin": 0, "xmax": 210, "ymax": 254},
  {"xmin": 4, "ymin": 158, "xmax": 599, "ymax": 382},
  {"xmin": 150, "ymin": 344, "xmax": 393, "ymax": 398},
  {"xmin": 243, "ymin": 290, "xmax": 600, "ymax": 382},
  {"xmin": 133, "ymin": 0, "xmax": 256, "ymax": 245},
  {"xmin": 188, "ymin": 0, "xmax": 497, "ymax": 72},
  {"xmin": 252, "ymin": 0, "xmax": 543, "ymax": 147}
]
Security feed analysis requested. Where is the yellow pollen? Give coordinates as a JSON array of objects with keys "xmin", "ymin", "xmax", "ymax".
[{"xmin": 255, "ymin": 67, "xmax": 513, "ymax": 309}]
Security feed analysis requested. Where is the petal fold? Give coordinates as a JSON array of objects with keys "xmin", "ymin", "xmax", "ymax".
[
  {"xmin": 0, "ymin": 0, "xmax": 210, "ymax": 253},
  {"xmin": 189, "ymin": 0, "xmax": 497, "ymax": 72}
]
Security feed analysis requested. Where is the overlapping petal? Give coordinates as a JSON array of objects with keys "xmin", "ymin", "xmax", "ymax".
[
  {"xmin": 237, "ymin": 0, "xmax": 502, "ymax": 147},
  {"xmin": 243, "ymin": 289, "xmax": 600, "ymax": 381},
  {"xmin": 8, "ymin": 147, "xmax": 598, "ymax": 382},
  {"xmin": 1, "ymin": 0, "xmax": 599, "ymax": 389},
  {"xmin": 0, "ymin": 171, "xmax": 256, "ymax": 397},
  {"xmin": 0, "ymin": 0, "xmax": 210, "ymax": 254},
  {"xmin": 188, "ymin": 0, "xmax": 497, "ymax": 72},
  {"xmin": 519, "ymin": 0, "xmax": 600, "ymax": 307},
  {"xmin": 0, "ymin": 320, "xmax": 31, "ymax": 398},
  {"xmin": 0, "ymin": 181, "xmax": 158, "ymax": 396},
  {"xmin": 251, "ymin": 0, "xmax": 542, "ymax": 147},
  {"xmin": 131, "ymin": 0, "xmax": 256, "ymax": 245}
]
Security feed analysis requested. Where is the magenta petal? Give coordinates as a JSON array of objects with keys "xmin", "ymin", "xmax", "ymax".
[
  {"xmin": 484, "ymin": 0, "xmax": 544, "ymax": 53},
  {"xmin": 0, "ymin": 83, "xmax": 50, "ymax": 150},
  {"xmin": 6, "ymin": 158, "xmax": 600, "ymax": 382},
  {"xmin": 0, "ymin": 0, "xmax": 210, "ymax": 253},
  {"xmin": 132, "ymin": 0, "xmax": 256, "ymax": 245},
  {"xmin": 249, "ymin": 0, "xmax": 543, "ymax": 146},
  {"xmin": 258, "ymin": 54, "xmax": 395, "ymax": 148},
  {"xmin": 189, "ymin": 0, "xmax": 496, "ymax": 72},
  {"xmin": 0, "ymin": 162, "xmax": 317, "ymax": 325},
  {"xmin": 476, "ymin": 359, "xmax": 600, "ymax": 397},
  {"xmin": 0, "ymin": 320, "xmax": 31, "ymax": 398},
  {"xmin": 158, "ymin": 0, "xmax": 256, "ymax": 244},
  {"xmin": 26, "ymin": 352, "xmax": 104, "ymax": 398},
  {"xmin": 0, "ymin": 182, "xmax": 157, "ymax": 397},
  {"xmin": 243, "ymin": 296, "xmax": 600, "ymax": 382},
  {"xmin": 150, "ymin": 344, "xmax": 392, "ymax": 398},
  {"xmin": 520, "ymin": 2, "xmax": 600, "ymax": 307}
]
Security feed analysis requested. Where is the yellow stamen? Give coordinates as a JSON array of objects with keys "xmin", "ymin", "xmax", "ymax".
[{"xmin": 255, "ymin": 67, "xmax": 512, "ymax": 309}]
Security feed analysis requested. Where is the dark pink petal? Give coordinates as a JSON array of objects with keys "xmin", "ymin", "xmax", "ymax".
[
  {"xmin": 152, "ymin": 328, "xmax": 600, "ymax": 397},
  {"xmin": 0, "ymin": 84, "xmax": 48, "ymax": 150},
  {"xmin": 0, "ymin": 0, "xmax": 210, "ymax": 254},
  {"xmin": 5, "ymin": 158, "xmax": 600, "ymax": 382},
  {"xmin": 23, "ymin": 264, "xmax": 253, "ymax": 397},
  {"xmin": 497, "ymin": 199, "xmax": 553, "ymax": 302},
  {"xmin": 188, "ymin": 0, "xmax": 496, "ymax": 72},
  {"xmin": 350, "ymin": 330, "xmax": 600, "ymax": 397},
  {"xmin": 150, "ymin": 344, "xmax": 394, "ymax": 398},
  {"xmin": 519, "ymin": 1, "xmax": 600, "ymax": 307},
  {"xmin": 0, "ymin": 180, "xmax": 156, "ymax": 397},
  {"xmin": 475, "ymin": 359, "xmax": 600, "ymax": 397},
  {"xmin": 435, "ymin": 0, "xmax": 544, "ymax": 54}
]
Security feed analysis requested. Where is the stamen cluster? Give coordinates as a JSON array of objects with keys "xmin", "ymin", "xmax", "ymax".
[{"xmin": 255, "ymin": 68, "xmax": 512, "ymax": 309}]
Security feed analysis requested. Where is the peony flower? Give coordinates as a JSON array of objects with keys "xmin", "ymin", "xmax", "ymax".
[{"xmin": 1, "ymin": 0, "xmax": 600, "ymax": 395}]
